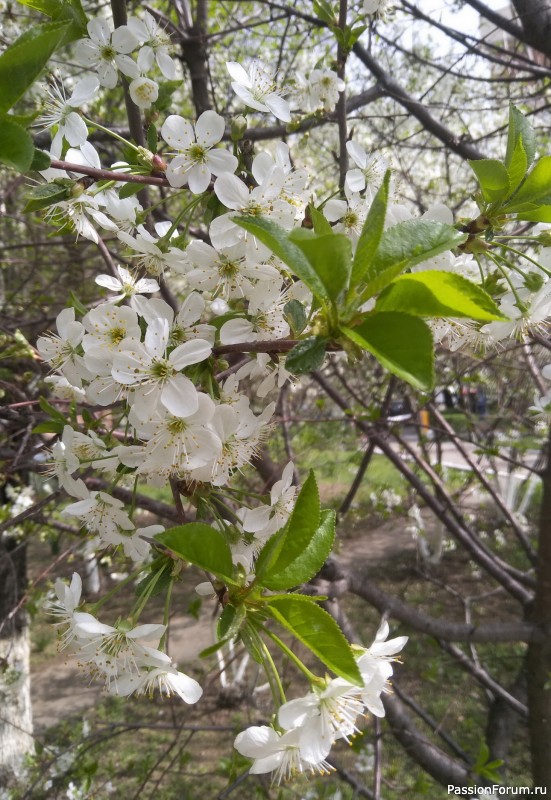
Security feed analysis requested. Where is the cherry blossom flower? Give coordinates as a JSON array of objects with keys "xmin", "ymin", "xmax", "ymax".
[
  {"xmin": 127, "ymin": 11, "xmax": 176, "ymax": 79},
  {"xmin": 135, "ymin": 394, "xmax": 221, "ymax": 479},
  {"xmin": 161, "ymin": 111, "xmax": 237, "ymax": 192},
  {"xmin": 117, "ymin": 223, "xmax": 186, "ymax": 277},
  {"xmin": 345, "ymin": 141, "xmax": 387, "ymax": 196},
  {"xmin": 239, "ymin": 461, "xmax": 296, "ymax": 537},
  {"xmin": 111, "ymin": 317, "xmax": 212, "ymax": 420},
  {"xmin": 115, "ymin": 665, "xmax": 203, "ymax": 703},
  {"xmin": 129, "ymin": 76, "xmax": 159, "ymax": 109},
  {"xmin": 95, "ymin": 265, "xmax": 159, "ymax": 309},
  {"xmin": 75, "ymin": 18, "xmax": 139, "ymax": 89},
  {"xmin": 184, "ymin": 240, "xmax": 279, "ymax": 301},
  {"xmin": 227, "ymin": 60, "xmax": 291, "ymax": 122},
  {"xmin": 36, "ymin": 308, "xmax": 90, "ymax": 388},
  {"xmin": 63, "ymin": 490, "xmax": 134, "ymax": 539},
  {"xmin": 278, "ymin": 679, "xmax": 365, "ymax": 763},
  {"xmin": 38, "ymin": 76, "xmax": 99, "ymax": 154},
  {"xmin": 211, "ymin": 168, "xmax": 294, "ymax": 253},
  {"xmin": 234, "ymin": 726, "xmax": 333, "ymax": 784},
  {"xmin": 135, "ymin": 293, "xmax": 216, "ymax": 347}
]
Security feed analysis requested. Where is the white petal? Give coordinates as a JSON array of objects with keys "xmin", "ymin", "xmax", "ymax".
[
  {"xmin": 345, "ymin": 168, "xmax": 366, "ymax": 194},
  {"xmin": 346, "ymin": 140, "xmax": 367, "ymax": 168},
  {"xmin": 161, "ymin": 374, "xmax": 199, "ymax": 416},
  {"xmin": 167, "ymin": 671, "xmax": 203, "ymax": 704},
  {"xmin": 265, "ymin": 95, "xmax": 291, "ymax": 122},
  {"xmin": 234, "ymin": 726, "xmax": 279, "ymax": 758},
  {"xmin": 214, "ymin": 173, "xmax": 249, "ymax": 210},
  {"xmin": 157, "ymin": 51, "xmax": 176, "ymax": 80},
  {"xmin": 169, "ymin": 338, "xmax": 212, "ymax": 369},
  {"xmin": 137, "ymin": 45, "xmax": 155, "ymax": 73},
  {"xmin": 115, "ymin": 53, "xmax": 140, "ymax": 79},
  {"xmin": 112, "ymin": 25, "xmax": 138, "ymax": 54},
  {"xmin": 145, "ymin": 317, "xmax": 170, "ymax": 358},
  {"xmin": 226, "ymin": 61, "xmax": 251, "ymax": 87},
  {"xmin": 64, "ymin": 113, "xmax": 89, "ymax": 147},
  {"xmin": 195, "ymin": 110, "xmax": 225, "ymax": 147},
  {"xmin": 68, "ymin": 75, "xmax": 100, "ymax": 106},
  {"xmin": 206, "ymin": 149, "xmax": 238, "ymax": 177},
  {"xmin": 187, "ymin": 163, "xmax": 211, "ymax": 194},
  {"xmin": 88, "ymin": 18, "xmax": 111, "ymax": 46},
  {"xmin": 161, "ymin": 115, "xmax": 194, "ymax": 150}
]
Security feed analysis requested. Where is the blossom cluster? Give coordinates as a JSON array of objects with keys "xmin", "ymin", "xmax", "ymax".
[
  {"xmin": 48, "ymin": 573, "xmax": 202, "ymax": 702},
  {"xmin": 234, "ymin": 621, "xmax": 407, "ymax": 782}
]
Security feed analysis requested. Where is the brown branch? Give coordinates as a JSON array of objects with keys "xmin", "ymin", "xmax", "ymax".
[{"xmin": 49, "ymin": 160, "xmax": 170, "ymax": 187}]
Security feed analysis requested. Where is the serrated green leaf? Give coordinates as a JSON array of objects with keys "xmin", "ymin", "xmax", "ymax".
[
  {"xmin": 286, "ymin": 337, "xmax": 327, "ymax": 375},
  {"xmin": 505, "ymin": 103, "xmax": 535, "ymax": 170},
  {"xmin": 341, "ymin": 312, "xmax": 434, "ymax": 391},
  {"xmin": 505, "ymin": 138, "xmax": 527, "ymax": 197},
  {"xmin": 217, "ymin": 603, "xmax": 246, "ymax": 640},
  {"xmin": 17, "ymin": 0, "xmax": 86, "ymax": 42},
  {"xmin": 30, "ymin": 148, "xmax": 52, "ymax": 171},
  {"xmin": 266, "ymin": 595, "xmax": 363, "ymax": 685},
  {"xmin": 155, "ymin": 523, "xmax": 235, "ymax": 584},
  {"xmin": 0, "ymin": 21, "xmax": 71, "ymax": 114},
  {"xmin": 24, "ymin": 182, "xmax": 70, "ymax": 212},
  {"xmin": 118, "ymin": 182, "xmax": 143, "ymax": 199},
  {"xmin": 39, "ymin": 395, "xmax": 67, "ymax": 422},
  {"xmin": 255, "ymin": 472, "xmax": 320, "ymax": 580},
  {"xmin": 505, "ymin": 156, "xmax": 551, "ymax": 210},
  {"xmin": 358, "ymin": 220, "xmax": 467, "ymax": 303},
  {"xmin": 233, "ymin": 216, "xmax": 332, "ymax": 306},
  {"xmin": 32, "ymin": 421, "xmax": 65, "ymax": 434},
  {"xmin": 375, "ymin": 271, "xmax": 506, "ymax": 321},
  {"xmin": 308, "ymin": 204, "xmax": 333, "ymax": 235},
  {"xmin": 469, "ymin": 159, "xmax": 510, "ymax": 204},
  {"xmin": 0, "ymin": 117, "xmax": 34, "ymax": 172},
  {"xmin": 351, "ymin": 170, "xmax": 390, "ymax": 289},
  {"xmin": 283, "ymin": 299, "xmax": 307, "ymax": 335},
  {"xmin": 290, "ymin": 231, "xmax": 352, "ymax": 301},
  {"xmin": 199, "ymin": 638, "xmax": 231, "ymax": 658},
  {"xmin": 147, "ymin": 122, "xmax": 158, "ymax": 153},
  {"xmin": 262, "ymin": 509, "xmax": 335, "ymax": 590}
]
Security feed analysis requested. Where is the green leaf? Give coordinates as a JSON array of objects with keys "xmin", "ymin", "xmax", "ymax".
[
  {"xmin": 39, "ymin": 395, "xmax": 67, "ymax": 423},
  {"xmin": 24, "ymin": 182, "xmax": 70, "ymax": 212},
  {"xmin": 308, "ymin": 204, "xmax": 333, "ymax": 235},
  {"xmin": 285, "ymin": 337, "xmax": 327, "ymax": 375},
  {"xmin": 199, "ymin": 638, "xmax": 231, "ymax": 658},
  {"xmin": 0, "ymin": 116, "xmax": 34, "ymax": 172},
  {"xmin": 290, "ymin": 230, "xmax": 352, "ymax": 301},
  {"xmin": 32, "ymin": 420, "xmax": 65, "ymax": 434},
  {"xmin": 341, "ymin": 312, "xmax": 434, "ymax": 391},
  {"xmin": 147, "ymin": 123, "xmax": 158, "ymax": 153},
  {"xmin": 262, "ymin": 509, "xmax": 335, "ymax": 590},
  {"xmin": 255, "ymin": 472, "xmax": 320, "ymax": 580},
  {"xmin": 505, "ymin": 138, "xmax": 527, "ymax": 197},
  {"xmin": 0, "ymin": 21, "xmax": 71, "ymax": 114},
  {"xmin": 233, "ymin": 216, "xmax": 332, "ymax": 306},
  {"xmin": 283, "ymin": 299, "xmax": 307, "ymax": 335},
  {"xmin": 375, "ymin": 271, "xmax": 506, "ymax": 321},
  {"xmin": 505, "ymin": 156, "xmax": 551, "ymax": 209},
  {"xmin": 505, "ymin": 103, "xmax": 535, "ymax": 171},
  {"xmin": 351, "ymin": 170, "xmax": 390, "ymax": 289},
  {"xmin": 266, "ymin": 595, "xmax": 363, "ymax": 685},
  {"xmin": 217, "ymin": 603, "xmax": 246, "ymax": 640},
  {"xmin": 30, "ymin": 148, "xmax": 52, "ymax": 171},
  {"xmin": 358, "ymin": 220, "xmax": 467, "ymax": 302},
  {"xmin": 468, "ymin": 159, "xmax": 510, "ymax": 204},
  {"xmin": 118, "ymin": 182, "xmax": 143, "ymax": 199},
  {"xmin": 514, "ymin": 205, "xmax": 551, "ymax": 223},
  {"xmin": 17, "ymin": 0, "xmax": 87, "ymax": 42},
  {"xmin": 155, "ymin": 523, "xmax": 235, "ymax": 584}
]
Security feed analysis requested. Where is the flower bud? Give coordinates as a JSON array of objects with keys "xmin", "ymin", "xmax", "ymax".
[
  {"xmin": 524, "ymin": 271, "xmax": 545, "ymax": 292},
  {"xmin": 230, "ymin": 115, "xmax": 248, "ymax": 142}
]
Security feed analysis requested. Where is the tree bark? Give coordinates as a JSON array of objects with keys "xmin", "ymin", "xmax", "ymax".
[
  {"xmin": 0, "ymin": 536, "xmax": 34, "ymax": 784},
  {"xmin": 526, "ymin": 425, "xmax": 551, "ymax": 786}
]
